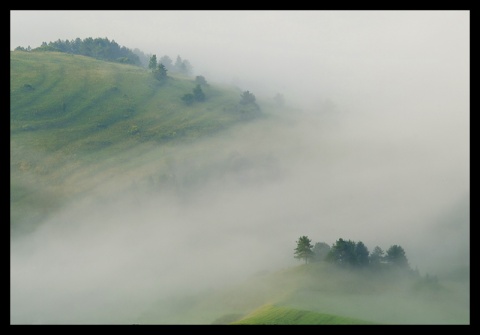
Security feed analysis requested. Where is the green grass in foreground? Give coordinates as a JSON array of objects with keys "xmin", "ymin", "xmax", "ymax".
[{"xmin": 231, "ymin": 304, "xmax": 376, "ymax": 325}]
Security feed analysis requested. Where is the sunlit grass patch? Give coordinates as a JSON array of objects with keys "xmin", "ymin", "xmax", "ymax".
[{"xmin": 231, "ymin": 304, "xmax": 376, "ymax": 325}]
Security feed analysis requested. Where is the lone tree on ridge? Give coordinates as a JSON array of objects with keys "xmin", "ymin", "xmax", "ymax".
[{"xmin": 294, "ymin": 236, "xmax": 314, "ymax": 264}]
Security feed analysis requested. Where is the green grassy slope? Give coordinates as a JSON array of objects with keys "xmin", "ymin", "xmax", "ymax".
[
  {"xmin": 136, "ymin": 262, "xmax": 469, "ymax": 324},
  {"xmin": 10, "ymin": 50, "xmax": 262, "ymax": 235},
  {"xmin": 245, "ymin": 263, "xmax": 469, "ymax": 325},
  {"xmin": 11, "ymin": 51, "xmax": 257, "ymax": 152},
  {"xmin": 231, "ymin": 304, "xmax": 375, "ymax": 325}
]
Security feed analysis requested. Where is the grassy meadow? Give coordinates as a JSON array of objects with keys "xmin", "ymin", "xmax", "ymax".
[{"xmin": 10, "ymin": 50, "xmax": 262, "ymax": 235}]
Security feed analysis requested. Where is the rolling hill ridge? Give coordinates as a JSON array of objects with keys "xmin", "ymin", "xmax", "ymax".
[{"xmin": 10, "ymin": 50, "xmax": 264, "ymax": 235}]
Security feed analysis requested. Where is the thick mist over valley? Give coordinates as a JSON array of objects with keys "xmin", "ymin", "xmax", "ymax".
[
  {"xmin": 10, "ymin": 108, "xmax": 469, "ymax": 324},
  {"xmin": 10, "ymin": 11, "xmax": 469, "ymax": 324}
]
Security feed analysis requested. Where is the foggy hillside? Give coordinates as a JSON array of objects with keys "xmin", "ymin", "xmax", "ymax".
[
  {"xmin": 10, "ymin": 10, "xmax": 469, "ymax": 325},
  {"xmin": 10, "ymin": 105, "xmax": 469, "ymax": 323}
]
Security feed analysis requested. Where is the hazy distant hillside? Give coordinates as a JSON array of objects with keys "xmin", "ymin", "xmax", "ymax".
[{"xmin": 10, "ymin": 50, "xmax": 264, "ymax": 235}]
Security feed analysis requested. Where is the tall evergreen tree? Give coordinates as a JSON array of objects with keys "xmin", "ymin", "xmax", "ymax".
[
  {"xmin": 369, "ymin": 246, "xmax": 385, "ymax": 266},
  {"xmin": 355, "ymin": 241, "xmax": 370, "ymax": 267},
  {"xmin": 294, "ymin": 236, "xmax": 314, "ymax": 264},
  {"xmin": 385, "ymin": 245, "xmax": 409, "ymax": 269},
  {"xmin": 154, "ymin": 63, "xmax": 168, "ymax": 81},
  {"xmin": 326, "ymin": 238, "xmax": 357, "ymax": 266},
  {"xmin": 148, "ymin": 54, "xmax": 157, "ymax": 71}
]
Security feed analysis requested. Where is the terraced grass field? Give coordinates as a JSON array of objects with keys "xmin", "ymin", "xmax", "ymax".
[{"xmin": 10, "ymin": 50, "xmax": 261, "ymax": 235}]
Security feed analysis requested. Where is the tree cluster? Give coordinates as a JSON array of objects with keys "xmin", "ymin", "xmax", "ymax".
[
  {"xmin": 235, "ymin": 90, "xmax": 261, "ymax": 119},
  {"xmin": 148, "ymin": 54, "xmax": 193, "ymax": 76},
  {"xmin": 15, "ymin": 37, "xmax": 142, "ymax": 66},
  {"xmin": 294, "ymin": 236, "xmax": 411, "ymax": 271},
  {"xmin": 181, "ymin": 84, "xmax": 206, "ymax": 105},
  {"xmin": 240, "ymin": 91, "xmax": 257, "ymax": 105}
]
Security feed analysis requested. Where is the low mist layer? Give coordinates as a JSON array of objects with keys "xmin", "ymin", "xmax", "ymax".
[
  {"xmin": 11, "ymin": 102, "xmax": 469, "ymax": 323},
  {"xmin": 10, "ymin": 10, "xmax": 469, "ymax": 324}
]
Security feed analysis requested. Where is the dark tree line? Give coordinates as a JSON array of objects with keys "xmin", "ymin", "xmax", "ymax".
[
  {"xmin": 15, "ymin": 37, "xmax": 143, "ymax": 66},
  {"xmin": 15, "ymin": 38, "xmax": 196, "ymax": 73},
  {"xmin": 294, "ymin": 236, "xmax": 411, "ymax": 270}
]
